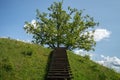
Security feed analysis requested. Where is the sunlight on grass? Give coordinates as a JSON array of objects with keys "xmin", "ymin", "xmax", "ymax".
[{"xmin": 0, "ymin": 38, "xmax": 120, "ymax": 80}]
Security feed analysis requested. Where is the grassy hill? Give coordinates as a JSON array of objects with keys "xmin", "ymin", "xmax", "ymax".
[{"xmin": 0, "ymin": 38, "xmax": 120, "ymax": 80}]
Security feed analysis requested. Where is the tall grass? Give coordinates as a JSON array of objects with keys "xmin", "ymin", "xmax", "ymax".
[
  {"xmin": 67, "ymin": 51, "xmax": 120, "ymax": 80},
  {"xmin": 0, "ymin": 38, "xmax": 51, "ymax": 80},
  {"xmin": 0, "ymin": 38, "xmax": 120, "ymax": 80}
]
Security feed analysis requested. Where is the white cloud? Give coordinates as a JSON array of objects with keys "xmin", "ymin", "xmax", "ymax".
[
  {"xmin": 74, "ymin": 49, "xmax": 95, "ymax": 60},
  {"xmin": 83, "ymin": 28, "xmax": 111, "ymax": 42},
  {"xmin": 0, "ymin": 36, "xmax": 9, "ymax": 38},
  {"xmin": 16, "ymin": 38, "xmax": 32, "ymax": 43},
  {"xmin": 31, "ymin": 19, "xmax": 37, "ymax": 29},
  {"xmin": 96, "ymin": 55, "xmax": 120, "ymax": 73},
  {"xmin": 24, "ymin": 19, "xmax": 38, "ymax": 29},
  {"xmin": 0, "ymin": 36, "xmax": 32, "ymax": 44},
  {"xmin": 74, "ymin": 50, "xmax": 120, "ymax": 73},
  {"xmin": 93, "ymin": 29, "xmax": 111, "ymax": 41}
]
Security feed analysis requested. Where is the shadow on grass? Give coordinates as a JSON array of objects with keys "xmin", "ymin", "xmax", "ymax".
[{"xmin": 44, "ymin": 50, "xmax": 53, "ymax": 80}]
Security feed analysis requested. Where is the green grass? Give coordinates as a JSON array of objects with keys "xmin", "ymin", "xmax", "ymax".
[
  {"xmin": 0, "ymin": 38, "xmax": 51, "ymax": 80},
  {"xmin": 0, "ymin": 38, "xmax": 120, "ymax": 80},
  {"xmin": 67, "ymin": 51, "xmax": 120, "ymax": 80}
]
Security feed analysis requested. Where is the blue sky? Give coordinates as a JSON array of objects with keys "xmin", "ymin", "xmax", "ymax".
[{"xmin": 0, "ymin": 0, "xmax": 120, "ymax": 59}]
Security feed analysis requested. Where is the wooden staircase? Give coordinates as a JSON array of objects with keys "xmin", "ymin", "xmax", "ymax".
[{"xmin": 46, "ymin": 48, "xmax": 73, "ymax": 80}]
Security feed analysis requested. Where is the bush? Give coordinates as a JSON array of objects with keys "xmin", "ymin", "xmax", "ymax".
[
  {"xmin": 83, "ymin": 55, "xmax": 90, "ymax": 60},
  {"xmin": 21, "ymin": 46, "xmax": 33, "ymax": 56},
  {"xmin": 22, "ymin": 50, "xmax": 33, "ymax": 56},
  {"xmin": 79, "ymin": 55, "xmax": 90, "ymax": 63},
  {"xmin": 3, "ymin": 63, "xmax": 13, "ymax": 72},
  {"xmin": 99, "ymin": 72, "xmax": 107, "ymax": 80},
  {"xmin": 1, "ymin": 57, "xmax": 13, "ymax": 72},
  {"xmin": 91, "ymin": 64, "xmax": 99, "ymax": 71}
]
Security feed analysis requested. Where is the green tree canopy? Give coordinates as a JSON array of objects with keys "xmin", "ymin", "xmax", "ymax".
[{"xmin": 24, "ymin": 1, "xmax": 98, "ymax": 51}]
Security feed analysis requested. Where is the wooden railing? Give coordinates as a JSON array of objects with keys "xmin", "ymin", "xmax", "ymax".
[{"xmin": 46, "ymin": 48, "xmax": 73, "ymax": 80}]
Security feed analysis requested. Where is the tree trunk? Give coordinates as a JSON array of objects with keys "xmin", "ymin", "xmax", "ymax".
[{"xmin": 57, "ymin": 42, "xmax": 59, "ymax": 48}]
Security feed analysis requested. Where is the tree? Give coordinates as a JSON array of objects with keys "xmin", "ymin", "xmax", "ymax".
[{"xmin": 24, "ymin": 1, "xmax": 98, "ymax": 51}]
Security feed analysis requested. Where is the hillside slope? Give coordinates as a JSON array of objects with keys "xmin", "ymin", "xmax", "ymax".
[
  {"xmin": 0, "ymin": 38, "xmax": 120, "ymax": 80},
  {"xmin": 68, "ymin": 52, "xmax": 120, "ymax": 80}
]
